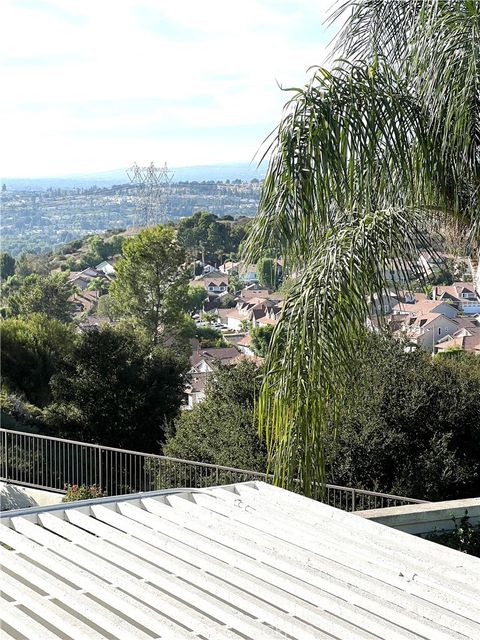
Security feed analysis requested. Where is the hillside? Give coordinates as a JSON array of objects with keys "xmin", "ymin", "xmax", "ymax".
[{"xmin": 1, "ymin": 179, "xmax": 260, "ymax": 256}]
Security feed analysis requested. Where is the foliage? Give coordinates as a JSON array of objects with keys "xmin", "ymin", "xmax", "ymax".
[
  {"xmin": 256, "ymin": 257, "xmax": 276, "ymax": 289},
  {"xmin": 109, "ymin": 226, "xmax": 187, "ymax": 344},
  {"xmin": 86, "ymin": 276, "xmax": 109, "ymax": 295},
  {"xmin": 96, "ymin": 294, "xmax": 116, "ymax": 321},
  {"xmin": 63, "ymin": 484, "xmax": 105, "ymax": 502},
  {"xmin": 328, "ymin": 333, "xmax": 480, "ymax": 501},
  {"xmin": 426, "ymin": 512, "xmax": 480, "ymax": 558},
  {"xmin": 184, "ymin": 285, "xmax": 208, "ymax": 313},
  {"xmin": 216, "ymin": 293, "xmax": 236, "ymax": 309},
  {"xmin": 0, "ymin": 253, "xmax": 15, "ymax": 280},
  {"xmin": 14, "ymin": 252, "xmax": 51, "ymax": 277},
  {"xmin": 4, "ymin": 273, "xmax": 75, "ymax": 322},
  {"xmin": 250, "ymin": 325, "xmax": 274, "ymax": 357},
  {"xmin": 195, "ymin": 325, "xmax": 227, "ymax": 348},
  {"xmin": 177, "ymin": 211, "xmax": 245, "ymax": 263},
  {"xmin": 164, "ymin": 361, "xmax": 266, "ymax": 471},
  {"xmin": 44, "ymin": 325, "xmax": 188, "ymax": 452},
  {"xmin": 243, "ymin": 1, "xmax": 480, "ymax": 496},
  {"xmin": 0, "ymin": 314, "xmax": 76, "ymax": 407},
  {"xmin": 228, "ymin": 272, "xmax": 242, "ymax": 294},
  {"xmin": 0, "ymin": 389, "xmax": 43, "ymax": 432}
]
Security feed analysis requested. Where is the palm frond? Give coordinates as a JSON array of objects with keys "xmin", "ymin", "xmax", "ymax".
[{"xmin": 259, "ymin": 207, "xmax": 430, "ymax": 497}]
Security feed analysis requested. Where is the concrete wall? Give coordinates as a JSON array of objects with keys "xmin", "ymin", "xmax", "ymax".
[
  {"xmin": 356, "ymin": 497, "xmax": 480, "ymax": 536},
  {"xmin": 0, "ymin": 482, "xmax": 64, "ymax": 511}
]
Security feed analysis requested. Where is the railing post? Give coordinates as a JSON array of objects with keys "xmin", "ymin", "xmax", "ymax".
[
  {"xmin": 98, "ymin": 447, "xmax": 103, "ymax": 494},
  {"xmin": 351, "ymin": 489, "xmax": 356, "ymax": 512}
]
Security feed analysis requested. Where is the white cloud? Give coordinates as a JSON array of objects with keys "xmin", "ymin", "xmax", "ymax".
[{"xmin": 1, "ymin": 0, "xmax": 335, "ymax": 176}]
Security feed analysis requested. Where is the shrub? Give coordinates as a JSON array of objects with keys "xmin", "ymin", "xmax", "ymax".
[
  {"xmin": 63, "ymin": 483, "xmax": 105, "ymax": 502},
  {"xmin": 426, "ymin": 511, "xmax": 480, "ymax": 558}
]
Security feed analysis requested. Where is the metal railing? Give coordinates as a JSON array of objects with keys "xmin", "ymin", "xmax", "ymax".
[{"xmin": 0, "ymin": 428, "xmax": 426, "ymax": 511}]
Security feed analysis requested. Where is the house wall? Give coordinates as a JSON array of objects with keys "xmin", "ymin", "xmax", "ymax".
[
  {"xmin": 416, "ymin": 317, "xmax": 459, "ymax": 351},
  {"xmin": 460, "ymin": 300, "xmax": 480, "ymax": 314},
  {"xmin": 356, "ymin": 497, "xmax": 480, "ymax": 537},
  {"xmin": 0, "ymin": 482, "xmax": 64, "ymax": 511},
  {"xmin": 227, "ymin": 316, "xmax": 242, "ymax": 331}
]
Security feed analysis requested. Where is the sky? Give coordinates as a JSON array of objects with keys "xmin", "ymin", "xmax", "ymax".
[{"xmin": 1, "ymin": 0, "xmax": 336, "ymax": 177}]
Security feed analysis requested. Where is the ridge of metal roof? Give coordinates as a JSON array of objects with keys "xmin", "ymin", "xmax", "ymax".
[{"xmin": 1, "ymin": 480, "xmax": 479, "ymax": 639}]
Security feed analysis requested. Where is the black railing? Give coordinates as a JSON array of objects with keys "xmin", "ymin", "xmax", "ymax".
[{"xmin": 0, "ymin": 429, "xmax": 427, "ymax": 511}]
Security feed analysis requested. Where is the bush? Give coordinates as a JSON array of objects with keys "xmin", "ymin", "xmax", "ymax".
[
  {"xmin": 63, "ymin": 484, "xmax": 105, "ymax": 502},
  {"xmin": 164, "ymin": 361, "xmax": 266, "ymax": 472},
  {"xmin": 328, "ymin": 333, "xmax": 480, "ymax": 501},
  {"xmin": 426, "ymin": 512, "xmax": 480, "ymax": 557}
]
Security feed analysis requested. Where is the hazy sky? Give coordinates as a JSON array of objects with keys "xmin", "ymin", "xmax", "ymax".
[{"xmin": 1, "ymin": 0, "xmax": 335, "ymax": 177}]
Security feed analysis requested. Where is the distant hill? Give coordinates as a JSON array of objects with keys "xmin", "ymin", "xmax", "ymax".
[{"xmin": 4, "ymin": 162, "xmax": 267, "ymax": 191}]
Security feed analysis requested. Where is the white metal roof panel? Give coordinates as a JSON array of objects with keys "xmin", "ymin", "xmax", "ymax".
[{"xmin": 1, "ymin": 480, "xmax": 479, "ymax": 639}]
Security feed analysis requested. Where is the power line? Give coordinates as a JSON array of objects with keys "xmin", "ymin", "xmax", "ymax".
[{"xmin": 126, "ymin": 161, "xmax": 174, "ymax": 226}]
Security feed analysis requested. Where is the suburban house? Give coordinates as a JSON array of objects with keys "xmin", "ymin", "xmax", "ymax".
[
  {"xmin": 398, "ymin": 313, "xmax": 460, "ymax": 351},
  {"xmin": 189, "ymin": 346, "xmax": 240, "ymax": 373},
  {"xmin": 435, "ymin": 319, "xmax": 480, "ymax": 354},
  {"xmin": 68, "ymin": 267, "xmax": 112, "ymax": 291},
  {"xmin": 183, "ymin": 372, "xmax": 208, "ymax": 409},
  {"xmin": 217, "ymin": 293, "xmax": 283, "ymax": 332},
  {"xmin": 239, "ymin": 264, "xmax": 258, "ymax": 283},
  {"xmin": 95, "ymin": 260, "xmax": 116, "ymax": 276},
  {"xmin": 432, "ymin": 281, "xmax": 480, "ymax": 315},
  {"xmin": 219, "ymin": 260, "xmax": 239, "ymax": 275},
  {"xmin": 393, "ymin": 296, "xmax": 459, "ymax": 319},
  {"xmin": 69, "ymin": 289, "xmax": 100, "ymax": 316},
  {"xmin": 236, "ymin": 334, "xmax": 255, "ymax": 357},
  {"xmin": 192, "ymin": 275, "xmax": 229, "ymax": 294}
]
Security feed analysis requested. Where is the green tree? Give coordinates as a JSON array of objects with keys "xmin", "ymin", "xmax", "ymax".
[
  {"xmin": 14, "ymin": 252, "xmax": 51, "ymax": 277},
  {"xmin": 0, "ymin": 313, "xmax": 76, "ymax": 407},
  {"xmin": 165, "ymin": 361, "xmax": 266, "ymax": 471},
  {"xmin": 184, "ymin": 285, "xmax": 208, "ymax": 314},
  {"xmin": 45, "ymin": 325, "xmax": 188, "ymax": 452},
  {"xmin": 177, "ymin": 211, "xmax": 245, "ymax": 264},
  {"xmin": 244, "ymin": 1, "xmax": 480, "ymax": 497},
  {"xmin": 109, "ymin": 226, "xmax": 187, "ymax": 344},
  {"xmin": 250, "ymin": 325, "xmax": 274, "ymax": 357},
  {"xmin": 5, "ymin": 273, "xmax": 74, "ymax": 322},
  {"xmin": 256, "ymin": 257, "xmax": 276, "ymax": 289},
  {"xmin": 328, "ymin": 333, "xmax": 480, "ymax": 501},
  {"xmin": 0, "ymin": 253, "xmax": 15, "ymax": 280}
]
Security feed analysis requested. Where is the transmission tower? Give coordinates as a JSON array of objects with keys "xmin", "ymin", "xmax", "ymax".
[{"xmin": 126, "ymin": 161, "xmax": 174, "ymax": 226}]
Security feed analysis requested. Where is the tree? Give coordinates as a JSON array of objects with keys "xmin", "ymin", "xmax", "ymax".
[
  {"xmin": 164, "ymin": 361, "xmax": 266, "ymax": 471},
  {"xmin": 256, "ymin": 257, "xmax": 276, "ymax": 289},
  {"xmin": 5, "ymin": 273, "xmax": 74, "ymax": 322},
  {"xmin": 14, "ymin": 252, "xmax": 51, "ymax": 277},
  {"xmin": 45, "ymin": 325, "xmax": 188, "ymax": 452},
  {"xmin": 109, "ymin": 226, "xmax": 187, "ymax": 344},
  {"xmin": 250, "ymin": 325, "xmax": 274, "ymax": 357},
  {"xmin": 177, "ymin": 211, "xmax": 246, "ymax": 263},
  {"xmin": 244, "ymin": 1, "xmax": 480, "ymax": 496},
  {"xmin": 0, "ymin": 313, "xmax": 76, "ymax": 407},
  {"xmin": 328, "ymin": 333, "xmax": 480, "ymax": 501},
  {"xmin": 0, "ymin": 253, "xmax": 15, "ymax": 280},
  {"xmin": 184, "ymin": 285, "xmax": 208, "ymax": 314}
]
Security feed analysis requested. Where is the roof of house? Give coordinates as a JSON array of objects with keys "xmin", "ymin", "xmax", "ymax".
[
  {"xmin": 185, "ymin": 372, "xmax": 208, "ymax": 394},
  {"xmin": 403, "ymin": 313, "xmax": 458, "ymax": 330},
  {"xmin": 436, "ymin": 325, "xmax": 480, "ymax": 353},
  {"xmin": 434, "ymin": 281, "xmax": 479, "ymax": 302},
  {"xmin": 190, "ymin": 347, "xmax": 239, "ymax": 367},
  {"xmin": 1, "ymin": 481, "xmax": 479, "ymax": 639},
  {"xmin": 395, "ymin": 299, "xmax": 457, "ymax": 316}
]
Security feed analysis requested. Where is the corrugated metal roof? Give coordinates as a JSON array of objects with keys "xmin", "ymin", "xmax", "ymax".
[{"xmin": 1, "ymin": 481, "xmax": 479, "ymax": 639}]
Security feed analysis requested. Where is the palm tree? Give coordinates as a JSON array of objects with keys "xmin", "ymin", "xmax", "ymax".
[{"xmin": 244, "ymin": 0, "xmax": 479, "ymax": 498}]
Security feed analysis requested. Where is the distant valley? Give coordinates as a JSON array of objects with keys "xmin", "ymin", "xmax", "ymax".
[{"xmin": 1, "ymin": 163, "xmax": 265, "ymax": 256}]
